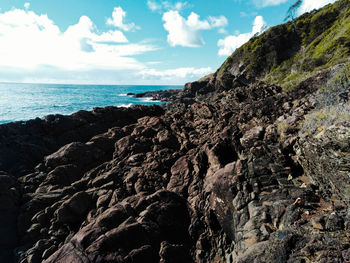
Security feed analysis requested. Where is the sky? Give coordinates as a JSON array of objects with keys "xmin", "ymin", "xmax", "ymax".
[{"xmin": 0, "ymin": 0, "xmax": 337, "ymax": 85}]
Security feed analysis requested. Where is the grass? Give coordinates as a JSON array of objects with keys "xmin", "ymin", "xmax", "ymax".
[
  {"xmin": 300, "ymin": 62, "xmax": 350, "ymax": 137},
  {"xmin": 300, "ymin": 103, "xmax": 350, "ymax": 136}
]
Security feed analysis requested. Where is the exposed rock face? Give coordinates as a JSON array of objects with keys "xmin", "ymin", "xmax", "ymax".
[
  {"xmin": 0, "ymin": 105, "xmax": 164, "ymax": 176},
  {"xmin": 296, "ymin": 121, "xmax": 350, "ymax": 200},
  {"xmin": 1, "ymin": 1, "xmax": 350, "ymax": 262},
  {"xmin": 133, "ymin": 89, "xmax": 181, "ymax": 102},
  {"xmin": 2, "ymin": 71, "xmax": 346, "ymax": 263},
  {"xmin": 0, "ymin": 172, "xmax": 20, "ymax": 263},
  {"xmin": 44, "ymin": 190, "xmax": 191, "ymax": 263}
]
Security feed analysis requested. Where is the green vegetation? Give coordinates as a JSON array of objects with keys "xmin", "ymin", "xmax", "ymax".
[
  {"xmin": 216, "ymin": 0, "xmax": 350, "ymax": 90},
  {"xmin": 300, "ymin": 103, "xmax": 350, "ymax": 136},
  {"xmin": 285, "ymin": 0, "xmax": 302, "ymax": 22},
  {"xmin": 300, "ymin": 62, "xmax": 350, "ymax": 136}
]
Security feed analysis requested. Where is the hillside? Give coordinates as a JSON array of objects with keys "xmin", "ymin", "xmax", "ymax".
[
  {"xmin": 0, "ymin": 1, "xmax": 349, "ymax": 263},
  {"xmin": 216, "ymin": 0, "xmax": 350, "ymax": 90}
]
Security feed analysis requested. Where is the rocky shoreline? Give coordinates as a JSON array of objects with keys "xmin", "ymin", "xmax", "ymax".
[
  {"xmin": 1, "ymin": 67, "xmax": 349, "ymax": 262},
  {"xmin": 1, "ymin": 1, "xmax": 350, "ymax": 262},
  {"xmin": 127, "ymin": 89, "xmax": 181, "ymax": 102}
]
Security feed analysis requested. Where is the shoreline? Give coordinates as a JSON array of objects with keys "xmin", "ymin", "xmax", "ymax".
[
  {"xmin": 0, "ymin": 104, "xmax": 165, "ymax": 176},
  {"xmin": 1, "ymin": 1, "xmax": 349, "ymax": 261},
  {"xmin": 0, "ymin": 88, "xmax": 182, "ymax": 126}
]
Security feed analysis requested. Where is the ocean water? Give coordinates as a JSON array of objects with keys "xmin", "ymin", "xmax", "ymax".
[{"xmin": 0, "ymin": 83, "xmax": 182, "ymax": 124}]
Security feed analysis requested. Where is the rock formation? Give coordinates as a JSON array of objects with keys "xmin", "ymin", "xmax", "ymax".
[{"xmin": 0, "ymin": 1, "xmax": 349, "ymax": 262}]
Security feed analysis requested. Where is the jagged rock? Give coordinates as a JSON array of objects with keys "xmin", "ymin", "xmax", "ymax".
[
  {"xmin": 55, "ymin": 191, "xmax": 90, "ymax": 223},
  {"xmin": 2, "ymin": 2, "xmax": 350, "ymax": 262},
  {"xmin": 0, "ymin": 173, "xmax": 19, "ymax": 262},
  {"xmin": 296, "ymin": 122, "xmax": 350, "ymax": 200},
  {"xmin": 0, "ymin": 105, "xmax": 164, "ymax": 175},
  {"xmin": 240, "ymin": 126, "xmax": 265, "ymax": 148},
  {"xmin": 44, "ymin": 190, "xmax": 190, "ymax": 263}
]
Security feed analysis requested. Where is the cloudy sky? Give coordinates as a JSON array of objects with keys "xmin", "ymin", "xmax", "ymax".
[{"xmin": 0, "ymin": 0, "xmax": 336, "ymax": 85}]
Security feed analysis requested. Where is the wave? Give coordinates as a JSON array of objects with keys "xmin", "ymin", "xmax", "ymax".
[
  {"xmin": 139, "ymin": 97, "xmax": 162, "ymax": 103},
  {"xmin": 118, "ymin": 103, "xmax": 133, "ymax": 108}
]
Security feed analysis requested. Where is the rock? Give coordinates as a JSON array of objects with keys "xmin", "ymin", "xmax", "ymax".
[
  {"xmin": 42, "ymin": 245, "xmax": 57, "ymax": 259},
  {"xmin": 44, "ymin": 190, "xmax": 190, "ymax": 263},
  {"xmin": 295, "ymin": 122, "xmax": 350, "ymax": 200},
  {"xmin": 240, "ymin": 126, "xmax": 265, "ymax": 148},
  {"xmin": 56, "ymin": 191, "xmax": 90, "ymax": 223},
  {"xmin": 2, "ymin": 4, "xmax": 350, "ymax": 261},
  {"xmin": 44, "ymin": 142, "xmax": 103, "ymax": 170},
  {"xmin": 325, "ymin": 213, "xmax": 344, "ymax": 231},
  {"xmin": 0, "ymin": 105, "xmax": 165, "ymax": 175},
  {"xmin": 205, "ymin": 161, "xmax": 245, "ymax": 240},
  {"xmin": 134, "ymin": 89, "xmax": 180, "ymax": 102},
  {"xmin": 235, "ymin": 241, "xmax": 269, "ymax": 263},
  {"xmin": 96, "ymin": 191, "xmax": 113, "ymax": 208},
  {"xmin": 157, "ymin": 129, "xmax": 178, "ymax": 149},
  {"xmin": 159, "ymin": 241, "xmax": 191, "ymax": 263},
  {"xmin": 311, "ymin": 216, "xmax": 325, "ymax": 230},
  {"xmin": 124, "ymin": 245, "xmax": 158, "ymax": 263},
  {"xmin": 44, "ymin": 164, "xmax": 82, "ymax": 187},
  {"xmin": 43, "ymin": 242, "xmax": 90, "ymax": 263},
  {"xmin": 342, "ymin": 248, "xmax": 350, "ymax": 263},
  {"xmin": 167, "ymin": 156, "xmax": 191, "ymax": 194}
]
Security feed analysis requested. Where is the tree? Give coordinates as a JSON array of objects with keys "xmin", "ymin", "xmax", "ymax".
[{"xmin": 285, "ymin": 0, "xmax": 302, "ymax": 22}]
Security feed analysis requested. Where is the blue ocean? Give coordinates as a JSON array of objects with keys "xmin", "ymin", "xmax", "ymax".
[{"xmin": 0, "ymin": 83, "xmax": 182, "ymax": 124}]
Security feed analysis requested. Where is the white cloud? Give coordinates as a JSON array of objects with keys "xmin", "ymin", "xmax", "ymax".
[
  {"xmin": 240, "ymin": 11, "xmax": 258, "ymax": 17},
  {"xmin": 24, "ymin": 2, "xmax": 30, "ymax": 9},
  {"xmin": 162, "ymin": 11, "xmax": 228, "ymax": 47},
  {"xmin": 148, "ymin": 0, "xmax": 162, "ymax": 11},
  {"xmin": 163, "ymin": 11, "xmax": 209, "ymax": 47},
  {"xmin": 95, "ymin": 30, "xmax": 128, "ymax": 43},
  {"xmin": 209, "ymin": 16, "xmax": 228, "ymax": 28},
  {"xmin": 253, "ymin": 0, "xmax": 289, "ymax": 8},
  {"xmin": 218, "ymin": 28, "xmax": 228, "ymax": 34},
  {"xmin": 218, "ymin": 16, "xmax": 267, "ymax": 56},
  {"xmin": 0, "ymin": 8, "xmax": 155, "ymax": 72},
  {"xmin": 147, "ymin": 1, "xmax": 190, "ymax": 12},
  {"xmin": 139, "ymin": 67, "xmax": 212, "ymax": 80},
  {"xmin": 106, "ymin": 6, "xmax": 139, "ymax": 31},
  {"xmin": 253, "ymin": 0, "xmax": 336, "ymax": 11},
  {"xmin": 0, "ymin": 6, "xmax": 214, "ymax": 84},
  {"xmin": 252, "ymin": 15, "xmax": 267, "ymax": 34},
  {"xmin": 298, "ymin": 0, "xmax": 336, "ymax": 15}
]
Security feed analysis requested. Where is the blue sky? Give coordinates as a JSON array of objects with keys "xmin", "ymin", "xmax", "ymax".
[{"xmin": 0, "ymin": 0, "xmax": 336, "ymax": 85}]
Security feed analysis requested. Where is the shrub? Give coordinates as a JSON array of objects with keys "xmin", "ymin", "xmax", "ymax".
[
  {"xmin": 300, "ymin": 103, "xmax": 350, "ymax": 136},
  {"xmin": 300, "ymin": 63, "xmax": 350, "ymax": 136},
  {"xmin": 315, "ymin": 63, "xmax": 350, "ymax": 108}
]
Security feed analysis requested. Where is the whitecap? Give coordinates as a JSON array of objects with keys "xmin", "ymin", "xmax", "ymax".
[
  {"xmin": 118, "ymin": 103, "xmax": 133, "ymax": 108},
  {"xmin": 139, "ymin": 97, "xmax": 162, "ymax": 103}
]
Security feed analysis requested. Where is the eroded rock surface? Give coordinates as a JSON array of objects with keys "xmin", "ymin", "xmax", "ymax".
[
  {"xmin": 1, "ymin": 1, "xmax": 350, "ymax": 262},
  {"xmin": 1, "ymin": 72, "xmax": 346, "ymax": 263}
]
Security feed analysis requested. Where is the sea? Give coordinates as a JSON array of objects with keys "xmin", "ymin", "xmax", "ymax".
[{"xmin": 0, "ymin": 83, "xmax": 182, "ymax": 124}]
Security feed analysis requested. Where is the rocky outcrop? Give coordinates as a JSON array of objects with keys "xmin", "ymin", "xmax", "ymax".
[
  {"xmin": 44, "ymin": 190, "xmax": 191, "ymax": 263},
  {"xmin": 296, "ymin": 121, "xmax": 350, "ymax": 200},
  {"xmin": 1, "ymin": 1, "xmax": 350, "ymax": 262},
  {"xmin": 133, "ymin": 89, "xmax": 181, "ymax": 102},
  {"xmin": 0, "ymin": 105, "xmax": 164, "ymax": 176},
  {"xmin": 0, "ymin": 172, "xmax": 20, "ymax": 263},
  {"xmin": 2, "ymin": 69, "xmax": 345, "ymax": 263}
]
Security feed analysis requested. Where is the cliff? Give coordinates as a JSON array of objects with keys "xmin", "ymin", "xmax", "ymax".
[{"xmin": 0, "ymin": 1, "xmax": 349, "ymax": 263}]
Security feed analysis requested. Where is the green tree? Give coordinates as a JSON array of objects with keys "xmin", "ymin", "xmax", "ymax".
[{"xmin": 285, "ymin": 0, "xmax": 302, "ymax": 22}]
